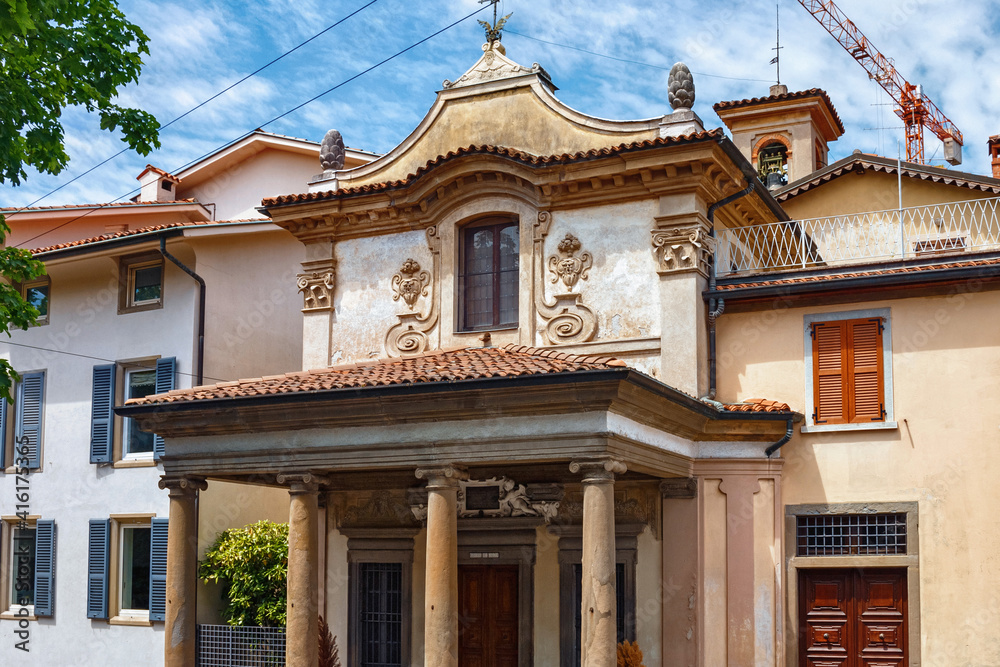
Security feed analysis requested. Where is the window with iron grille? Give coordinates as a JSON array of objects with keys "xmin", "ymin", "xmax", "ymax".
[
  {"xmin": 458, "ymin": 218, "xmax": 519, "ymax": 331},
  {"xmin": 358, "ymin": 562, "xmax": 403, "ymax": 667},
  {"xmin": 796, "ymin": 513, "xmax": 907, "ymax": 556}
]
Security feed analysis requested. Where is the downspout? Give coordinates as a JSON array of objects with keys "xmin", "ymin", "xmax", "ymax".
[
  {"xmin": 764, "ymin": 416, "xmax": 795, "ymax": 458},
  {"xmin": 706, "ymin": 180, "xmax": 755, "ymax": 399},
  {"xmin": 160, "ymin": 237, "xmax": 206, "ymax": 385}
]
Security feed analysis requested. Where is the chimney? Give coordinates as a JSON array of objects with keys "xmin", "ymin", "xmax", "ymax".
[
  {"xmin": 136, "ymin": 165, "xmax": 181, "ymax": 202},
  {"xmin": 990, "ymin": 135, "xmax": 1000, "ymax": 179}
]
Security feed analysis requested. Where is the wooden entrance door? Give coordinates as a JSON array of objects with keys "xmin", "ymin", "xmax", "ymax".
[
  {"xmin": 799, "ymin": 568, "xmax": 908, "ymax": 667},
  {"xmin": 458, "ymin": 564, "xmax": 519, "ymax": 667}
]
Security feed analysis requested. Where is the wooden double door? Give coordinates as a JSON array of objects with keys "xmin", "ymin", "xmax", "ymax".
[
  {"xmin": 458, "ymin": 564, "xmax": 519, "ymax": 667},
  {"xmin": 799, "ymin": 568, "xmax": 908, "ymax": 666}
]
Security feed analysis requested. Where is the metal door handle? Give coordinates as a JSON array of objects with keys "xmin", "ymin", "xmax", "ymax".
[
  {"xmin": 823, "ymin": 633, "xmax": 829, "ymax": 641},
  {"xmin": 879, "ymin": 632, "xmax": 885, "ymax": 642}
]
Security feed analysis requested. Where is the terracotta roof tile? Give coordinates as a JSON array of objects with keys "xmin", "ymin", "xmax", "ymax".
[
  {"xmin": 262, "ymin": 132, "xmax": 725, "ymax": 207},
  {"xmin": 29, "ymin": 218, "xmax": 270, "ymax": 255},
  {"xmin": 719, "ymin": 397, "xmax": 791, "ymax": 413},
  {"xmin": 713, "ymin": 88, "xmax": 845, "ymax": 135},
  {"xmin": 715, "ymin": 254, "xmax": 1000, "ymax": 291},
  {"xmin": 127, "ymin": 344, "xmax": 635, "ymax": 406},
  {"xmin": 1, "ymin": 199, "xmax": 199, "ymax": 213},
  {"xmin": 137, "ymin": 164, "xmax": 182, "ymax": 183}
]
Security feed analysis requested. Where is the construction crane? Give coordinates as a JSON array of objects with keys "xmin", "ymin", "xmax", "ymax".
[{"xmin": 797, "ymin": 0, "xmax": 963, "ymax": 166}]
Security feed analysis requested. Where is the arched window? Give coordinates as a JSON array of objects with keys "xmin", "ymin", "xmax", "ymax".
[
  {"xmin": 458, "ymin": 217, "xmax": 519, "ymax": 331},
  {"xmin": 757, "ymin": 142, "xmax": 788, "ymax": 186}
]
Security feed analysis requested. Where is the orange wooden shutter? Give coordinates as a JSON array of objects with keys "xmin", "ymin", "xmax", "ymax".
[
  {"xmin": 813, "ymin": 321, "xmax": 847, "ymax": 424},
  {"xmin": 848, "ymin": 318, "xmax": 884, "ymax": 422}
]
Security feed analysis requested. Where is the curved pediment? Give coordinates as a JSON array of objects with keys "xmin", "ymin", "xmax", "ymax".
[{"xmin": 311, "ymin": 42, "xmax": 668, "ymax": 192}]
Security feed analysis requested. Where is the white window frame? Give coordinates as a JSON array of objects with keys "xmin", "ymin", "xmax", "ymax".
[
  {"xmin": 121, "ymin": 366, "xmax": 157, "ymax": 461},
  {"xmin": 20, "ymin": 277, "xmax": 50, "ymax": 326},
  {"xmin": 109, "ymin": 515, "xmax": 154, "ymax": 625},
  {"xmin": 802, "ymin": 308, "xmax": 896, "ymax": 433},
  {"xmin": 0, "ymin": 516, "xmax": 37, "ymax": 620},
  {"xmin": 119, "ymin": 253, "xmax": 163, "ymax": 314}
]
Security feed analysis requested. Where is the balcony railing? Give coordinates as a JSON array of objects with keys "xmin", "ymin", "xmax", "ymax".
[{"xmin": 715, "ymin": 196, "xmax": 1000, "ymax": 277}]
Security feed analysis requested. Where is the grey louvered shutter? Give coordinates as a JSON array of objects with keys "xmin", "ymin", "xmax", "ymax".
[
  {"xmin": 149, "ymin": 518, "xmax": 168, "ymax": 621},
  {"xmin": 15, "ymin": 372, "xmax": 44, "ymax": 469},
  {"xmin": 152, "ymin": 357, "xmax": 175, "ymax": 461},
  {"xmin": 90, "ymin": 365, "xmax": 115, "ymax": 463},
  {"xmin": 33, "ymin": 520, "xmax": 55, "ymax": 616},
  {"xmin": 86, "ymin": 519, "xmax": 110, "ymax": 619}
]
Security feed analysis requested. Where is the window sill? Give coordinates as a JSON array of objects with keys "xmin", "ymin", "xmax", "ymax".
[
  {"xmin": 801, "ymin": 421, "xmax": 898, "ymax": 434},
  {"xmin": 113, "ymin": 458, "xmax": 158, "ymax": 469},
  {"xmin": 118, "ymin": 301, "xmax": 163, "ymax": 315},
  {"xmin": 109, "ymin": 615, "xmax": 152, "ymax": 627},
  {"xmin": 1, "ymin": 609, "xmax": 36, "ymax": 621}
]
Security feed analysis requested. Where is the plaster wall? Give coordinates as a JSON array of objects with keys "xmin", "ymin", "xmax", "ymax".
[
  {"xmin": 0, "ymin": 255, "xmax": 197, "ymax": 667},
  {"xmin": 781, "ymin": 170, "xmax": 1000, "ymax": 220},
  {"xmin": 716, "ymin": 289, "xmax": 1000, "ymax": 665},
  {"xmin": 188, "ymin": 230, "xmax": 305, "ymax": 381},
  {"xmin": 180, "ymin": 149, "xmax": 320, "ymax": 221}
]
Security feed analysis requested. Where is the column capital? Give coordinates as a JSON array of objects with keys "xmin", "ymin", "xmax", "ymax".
[
  {"xmin": 570, "ymin": 457, "xmax": 627, "ymax": 483},
  {"xmin": 276, "ymin": 472, "xmax": 329, "ymax": 494},
  {"xmin": 158, "ymin": 475, "xmax": 207, "ymax": 496},
  {"xmin": 415, "ymin": 464, "xmax": 468, "ymax": 489}
]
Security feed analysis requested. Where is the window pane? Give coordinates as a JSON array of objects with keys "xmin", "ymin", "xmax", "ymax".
[
  {"xmin": 126, "ymin": 369, "xmax": 157, "ymax": 454},
  {"xmin": 10, "ymin": 527, "xmax": 35, "ymax": 606},
  {"xmin": 499, "ymin": 224, "xmax": 518, "ymax": 271},
  {"xmin": 122, "ymin": 526, "xmax": 151, "ymax": 611},
  {"xmin": 132, "ymin": 265, "xmax": 161, "ymax": 304},
  {"xmin": 460, "ymin": 221, "xmax": 519, "ymax": 330},
  {"xmin": 25, "ymin": 285, "xmax": 48, "ymax": 318},
  {"xmin": 359, "ymin": 562, "xmax": 403, "ymax": 667}
]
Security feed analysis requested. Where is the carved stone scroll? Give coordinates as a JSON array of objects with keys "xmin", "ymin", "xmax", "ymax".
[
  {"xmin": 651, "ymin": 225, "xmax": 716, "ymax": 277},
  {"xmin": 547, "ymin": 233, "xmax": 592, "ymax": 291},
  {"xmin": 534, "ymin": 227, "xmax": 598, "ymax": 344},
  {"xmin": 385, "ymin": 227, "xmax": 440, "ymax": 357},
  {"xmin": 442, "ymin": 40, "xmax": 550, "ymax": 90},
  {"xmin": 297, "ymin": 272, "xmax": 335, "ymax": 311}
]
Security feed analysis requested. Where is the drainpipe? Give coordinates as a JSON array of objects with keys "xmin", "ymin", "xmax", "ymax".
[
  {"xmin": 764, "ymin": 416, "xmax": 795, "ymax": 458},
  {"xmin": 160, "ymin": 237, "xmax": 206, "ymax": 385},
  {"xmin": 706, "ymin": 180, "xmax": 755, "ymax": 399}
]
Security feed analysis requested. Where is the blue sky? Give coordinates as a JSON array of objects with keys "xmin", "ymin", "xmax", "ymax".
[{"xmin": 3, "ymin": 0, "xmax": 1000, "ymax": 208}]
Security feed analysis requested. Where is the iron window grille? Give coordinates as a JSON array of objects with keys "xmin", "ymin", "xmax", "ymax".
[{"xmin": 796, "ymin": 513, "xmax": 907, "ymax": 556}]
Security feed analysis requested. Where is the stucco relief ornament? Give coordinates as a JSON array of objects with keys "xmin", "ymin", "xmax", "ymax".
[
  {"xmin": 297, "ymin": 272, "xmax": 335, "ymax": 311},
  {"xmin": 391, "ymin": 258, "xmax": 431, "ymax": 309},
  {"xmin": 651, "ymin": 226, "xmax": 715, "ymax": 276},
  {"xmin": 668, "ymin": 62, "xmax": 695, "ymax": 110},
  {"xmin": 410, "ymin": 476, "xmax": 559, "ymax": 523},
  {"xmin": 548, "ymin": 233, "xmax": 593, "ymax": 291},
  {"xmin": 319, "ymin": 129, "xmax": 345, "ymax": 171}
]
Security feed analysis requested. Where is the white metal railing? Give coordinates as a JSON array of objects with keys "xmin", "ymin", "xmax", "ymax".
[{"xmin": 715, "ymin": 196, "xmax": 1000, "ymax": 276}]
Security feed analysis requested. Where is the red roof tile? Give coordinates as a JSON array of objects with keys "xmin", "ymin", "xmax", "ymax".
[
  {"xmin": 713, "ymin": 88, "xmax": 845, "ymax": 135},
  {"xmin": 1, "ymin": 199, "xmax": 199, "ymax": 213},
  {"xmin": 263, "ymin": 132, "xmax": 725, "ymax": 207},
  {"xmin": 719, "ymin": 397, "xmax": 791, "ymax": 413},
  {"xmin": 29, "ymin": 218, "xmax": 270, "ymax": 255},
  {"xmin": 127, "ymin": 344, "xmax": 631, "ymax": 405},
  {"xmin": 137, "ymin": 164, "xmax": 181, "ymax": 183}
]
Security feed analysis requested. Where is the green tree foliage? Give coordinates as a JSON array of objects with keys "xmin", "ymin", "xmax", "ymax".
[
  {"xmin": 199, "ymin": 520, "xmax": 289, "ymax": 627},
  {"xmin": 0, "ymin": 0, "xmax": 161, "ymax": 186},
  {"xmin": 0, "ymin": 0, "xmax": 161, "ymax": 401}
]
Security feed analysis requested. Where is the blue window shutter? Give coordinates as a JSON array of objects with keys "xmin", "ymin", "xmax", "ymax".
[
  {"xmin": 90, "ymin": 364, "xmax": 115, "ymax": 463},
  {"xmin": 33, "ymin": 520, "xmax": 55, "ymax": 616},
  {"xmin": 0, "ymin": 398, "xmax": 7, "ymax": 470},
  {"xmin": 149, "ymin": 518, "xmax": 168, "ymax": 621},
  {"xmin": 152, "ymin": 357, "xmax": 175, "ymax": 461},
  {"xmin": 15, "ymin": 372, "xmax": 44, "ymax": 469},
  {"xmin": 87, "ymin": 519, "xmax": 110, "ymax": 619}
]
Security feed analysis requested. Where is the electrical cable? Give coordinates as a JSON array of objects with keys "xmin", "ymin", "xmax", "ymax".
[
  {"xmin": 12, "ymin": 3, "xmax": 489, "ymax": 250},
  {"xmin": 505, "ymin": 29, "xmax": 774, "ymax": 83}
]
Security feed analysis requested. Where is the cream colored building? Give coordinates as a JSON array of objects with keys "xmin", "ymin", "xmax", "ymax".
[{"xmin": 0, "ymin": 131, "xmax": 376, "ymax": 666}]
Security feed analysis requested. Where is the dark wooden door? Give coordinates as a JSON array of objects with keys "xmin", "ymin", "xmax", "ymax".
[
  {"xmin": 459, "ymin": 564, "xmax": 519, "ymax": 667},
  {"xmin": 800, "ymin": 568, "xmax": 907, "ymax": 667}
]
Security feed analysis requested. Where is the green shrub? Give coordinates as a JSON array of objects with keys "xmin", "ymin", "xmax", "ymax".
[{"xmin": 198, "ymin": 520, "xmax": 288, "ymax": 627}]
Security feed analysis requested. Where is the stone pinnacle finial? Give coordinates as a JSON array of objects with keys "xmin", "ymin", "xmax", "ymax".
[
  {"xmin": 668, "ymin": 62, "xmax": 695, "ymax": 111},
  {"xmin": 319, "ymin": 129, "xmax": 345, "ymax": 171}
]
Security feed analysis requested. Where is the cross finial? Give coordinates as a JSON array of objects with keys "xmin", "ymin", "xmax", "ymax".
[{"xmin": 478, "ymin": 0, "xmax": 511, "ymax": 44}]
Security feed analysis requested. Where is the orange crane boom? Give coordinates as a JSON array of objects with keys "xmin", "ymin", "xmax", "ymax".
[{"xmin": 797, "ymin": 0, "xmax": 963, "ymax": 165}]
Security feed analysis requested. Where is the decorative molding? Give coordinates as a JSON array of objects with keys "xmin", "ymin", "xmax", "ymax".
[
  {"xmin": 534, "ymin": 228, "xmax": 598, "ymax": 344},
  {"xmin": 297, "ymin": 271, "xmax": 334, "ymax": 311},
  {"xmin": 157, "ymin": 475, "xmax": 207, "ymax": 494},
  {"xmin": 557, "ymin": 482, "xmax": 660, "ymax": 538},
  {"xmin": 651, "ymin": 225, "xmax": 715, "ymax": 277},
  {"xmin": 547, "ymin": 233, "xmax": 592, "ymax": 291},
  {"xmin": 385, "ymin": 227, "xmax": 440, "ymax": 357},
  {"xmin": 409, "ymin": 476, "xmax": 560, "ymax": 524},
  {"xmin": 276, "ymin": 471, "xmax": 329, "ymax": 494},
  {"xmin": 569, "ymin": 457, "xmax": 628, "ymax": 483},
  {"xmin": 442, "ymin": 41, "xmax": 549, "ymax": 90},
  {"xmin": 660, "ymin": 477, "xmax": 698, "ymax": 499},
  {"xmin": 335, "ymin": 490, "xmax": 418, "ymax": 529}
]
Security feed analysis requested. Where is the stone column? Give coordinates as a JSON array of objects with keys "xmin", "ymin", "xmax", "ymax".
[
  {"xmin": 570, "ymin": 458, "xmax": 627, "ymax": 667},
  {"xmin": 277, "ymin": 472, "xmax": 328, "ymax": 667},
  {"xmin": 415, "ymin": 465, "xmax": 468, "ymax": 667},
  {"xmin": 158, "ymin": 475, "xmax": 207, "ymax": 667}
]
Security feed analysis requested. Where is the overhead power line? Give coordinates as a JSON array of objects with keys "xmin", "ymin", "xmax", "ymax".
[{"xmin": 13, "ymin": 3, "xmax": 490, "ymax": 249}]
